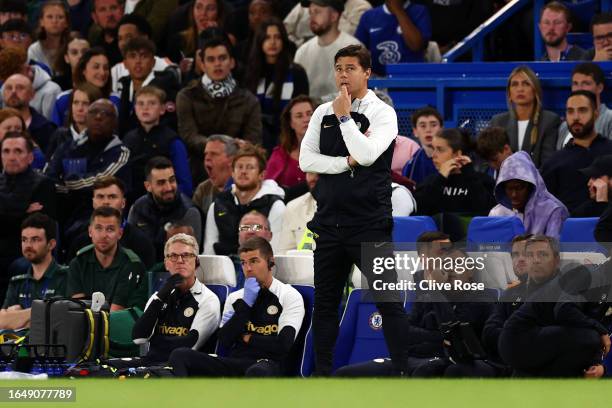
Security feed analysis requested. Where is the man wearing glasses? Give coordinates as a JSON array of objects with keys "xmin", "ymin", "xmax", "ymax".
[
  {"xmin": 590, "ymin": 12, "xmax": 612, "ymax": 62},
  {"xmin": 170, "ymin": 236, "xmax": 304, "ymax": 377},
  {"xmin": 45, "ymin": 99, "xmax": 131, "ymax": 254},
  {"xmin": 131, "ymin": 233, "xmax": 220, "ymax": 365},
  {"xmin": 203, "ymin": 144, "xmax": 285, "ymax": 256}
]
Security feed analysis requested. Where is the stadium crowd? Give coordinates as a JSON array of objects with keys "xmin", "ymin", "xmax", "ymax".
[{"xmin": 0, "ymin": 0, "xmax": 611, "ymax": 379}]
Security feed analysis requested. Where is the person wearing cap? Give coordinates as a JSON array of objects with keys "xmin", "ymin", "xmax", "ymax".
[
  {"xmin": 0, "ymin": 18, "xmax": 32, "ymax": 51},
  {"xmin": 0, "ymin": 0, "xmax": 27, "ymax": 25},
  {"xmin": 294, "ymin": 0, "xmax": 362, "ymax": 102},
  {"xmin": 541, "ymin": 90, "xmax": 612, "ymax": 215},
  {"xmin": 354, "ymin": 0, "xmax": 431, "ymax": 76},
  {"xmin": 575, "ymin": 155, "xmax": 612, "ymax": 218}
]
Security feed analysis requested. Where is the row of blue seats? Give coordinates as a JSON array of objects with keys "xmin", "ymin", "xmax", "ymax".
[{"xmin": 393, "ymin": 216, "xmax": 601, "ymax": 246}]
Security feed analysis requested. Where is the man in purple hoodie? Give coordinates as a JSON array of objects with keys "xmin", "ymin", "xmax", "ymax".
[{"xmin": 489, "ymin": 151, "xmax": 569, "ymax": 238}]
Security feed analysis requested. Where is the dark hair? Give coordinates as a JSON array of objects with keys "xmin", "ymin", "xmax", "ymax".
[
  {"xmin": 182, "ymin": 0, "xmax": 227, "ymax": 56},
  {"xmin": 200, "ymin": 36, "xmax": 232, "ymax": 60},
  {"xmin": 411, "ymin": 106, "xmax": 443, "ymax": 128},
  {"xmin": 93, "ymin": 0, "xmax": 126, "ymax": 9},
  {"xmin": 245, "ymin": 18, "xmax": 291, "ymax": 111},
  {"xmin": 476, "ymin": 127, "xmax": 511, "ymax": 160},
  {"xmin": 90, "ymin": 205, "xmax": 122, "ymax": 224},
  {"xmin": 540, "ymin": 1, "xmax": 571, "ymax": 22},
  {"xmin": 67, "ymin": 82, "xmax": 103, "ymax": 127},
  {"xmin": 145, "ymin": 156, "xmax": 174, "ymax": 179},
  {"xmin": 0, "ymin": 18, "xmax": 31, "ymax": 35},
  {"xmin": 0, "ymin": 0, "xmax": 27, "ymax": 14},
  {"xmin": 279, "ymin": 95, "xmax": 316, "ymax": 154},
  {"xmin": 334, "ymin": 44, "xmax": 371, "ymax": 71},
  {"xmin": 591, "ymin": 12, "xmax": 612, "ymax": 32},
  {"xmin": 117, "ymin": 13, "xmax": 153, "ymax": 39},
  {"xmin": 232, "ymin": 144, "xmax": 267, "ymax": 173},
  {"xmin": 53, "ymin": 32, "xmax": 89, "ymax": 78},
  {"xmin": 1, "ymin": 131, "xmax": 34, "ymax": 152},
  {"xmin": 511, "ymin": 233, "xmax": 534, "ymax": 245},
  {"xmin": 21, "ymin": 212, "xmax": 57, "ymax": 241},
  {"xmin": 74, "ymin": 47, "xmax": 111, "ymax": 97},
  {"xmin": 525, "ymin": 235, "xmax": 560, "ymax": 258},
  {"xmin": 416, "ymin": 231, "xmax": 450, "ymax": 255},
  {"xmin": 435, "ymin": 128, "xmax": 474, "ymax": 154},
  {"xmin": 568, "ymin": 89, "xmax": 598, "ymax": 111},
  {"xmin": 121, "ymin": 36, "xmax": 156, "ymax": 57},
  {"xmin": 37, "ymin": 0, "xmax": 70, "ymax": 43},
  {"xmin": 572, "ymin": 62, "xmax": 605, "ymax": 86},
  {"xmin": 93, "ymin": 175, "xmax": 126, "ymax": 196},
  {"xmin": 238, "ymin": 236, "xmax": 273, "ymax": 261}
]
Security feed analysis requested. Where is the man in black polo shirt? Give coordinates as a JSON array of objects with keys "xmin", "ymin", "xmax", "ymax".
[
  {"xmin": 0, "ymin": 213, "xmax": 67, "ymax": 330},
  {"xmin": 169, "ymin": 237, "xmax": 305, "ymax": 377},
  {"xmin": 299, "ymin": 44, "xmax": 410, "ymax": 375},
  {"xmin": 131, "ymin": 233, "xmax": 220, "ymax": 365},
  {"xmin": 542, "ymin": 90, "xmax": 612, "ymax": 215},
  {"xmin": 128, "ymin": 156, "xmax": 202, "ymax": 261},
  {"xmin": 67, "ymin": 206, "xmax": 147, "ymax": 311}
]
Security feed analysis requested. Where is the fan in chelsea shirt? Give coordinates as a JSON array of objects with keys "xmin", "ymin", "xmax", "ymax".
[{"xmin": 354, "ymin": 0, "xmax": 431, "ymax": 76}]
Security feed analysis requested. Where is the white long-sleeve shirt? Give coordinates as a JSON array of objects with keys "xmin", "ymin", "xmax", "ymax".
[{"xmin": 299, "ymin": 89, "xmax": 398, "ymax": 174}]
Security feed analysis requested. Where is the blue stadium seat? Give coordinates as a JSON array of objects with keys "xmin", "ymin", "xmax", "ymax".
[
  {"xmin": 286, "ymin": 285, "xmax": 312, "ymax": 376},
  {"xmin": 467, "ymin": 217, "xmax": 525, "ymax": 249},
  {"xmin": 332, "ymin": 289, "xmax": 407, "ymax": 371},
  {"xmin": 147, "ymin": 270, "xmax": 170, "ymax": 297},
  {"xmin": 559, "ymin": 218, "xmax": 598, "ymax": 243},
  {"xmin": 206, "ymin": 284, "xmax": 229, "ymax": 308},
  {"xmin": 393, "ymin": 216, "xmax": 438, "ymax": 247}
]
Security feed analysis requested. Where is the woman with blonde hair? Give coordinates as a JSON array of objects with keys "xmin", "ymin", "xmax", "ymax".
[{"xmin": 489, "ymin": 66, "xmax": 561, "ymax": 167}]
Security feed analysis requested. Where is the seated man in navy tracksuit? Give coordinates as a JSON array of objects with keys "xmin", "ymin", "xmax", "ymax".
[
  {"xmin": 169, "ymin": 237, "xmax": 305, "ymax": 376},
  {"xmin": 498, "ymin": 235, "xmax": 611, "ymax": 377}
]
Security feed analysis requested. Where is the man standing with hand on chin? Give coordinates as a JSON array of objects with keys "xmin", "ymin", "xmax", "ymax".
[{"xmin": 300, "ymin": 44, "xmax": 410, "ymax": 376}]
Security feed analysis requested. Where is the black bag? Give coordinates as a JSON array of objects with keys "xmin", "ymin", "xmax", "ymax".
[
  {"xmin": 29, "ymin": 298, "xmax": 110, "ymax": 363},
  {"xmin": 439, "ymin": 321, "xmax": 487, "ymax": 363}
]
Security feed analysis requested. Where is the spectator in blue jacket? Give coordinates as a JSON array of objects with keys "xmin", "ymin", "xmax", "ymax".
[{"xmin": 354, "ymin": 0, "xmax": 431, "ymax": 76}]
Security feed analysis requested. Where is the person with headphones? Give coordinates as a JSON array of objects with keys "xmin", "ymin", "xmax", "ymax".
[
  {"xmin": 131, "ymin": 233, "xmax": 220, "ymax": 365},
  {"xmin": 169, "ymin": 236, "xmax": 305, "ymax": 377}
]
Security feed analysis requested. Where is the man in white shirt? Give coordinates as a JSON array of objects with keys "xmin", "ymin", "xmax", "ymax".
[
  {"xmin": 294, "ymin": 0, "xmax": 362, "ymax": 101},
  {"xmin": 111, "ymin": 13, "xmax": 177, "ymax": 94},
  {"xmin": 299, "ymin": 44, "xmax": 409, "ymax": 376}
]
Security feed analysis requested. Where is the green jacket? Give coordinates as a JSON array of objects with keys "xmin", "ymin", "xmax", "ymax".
[
  {"xmin": 2, "ymin": 260, "xmax": 68, "ymax": 309},
  {"xmin": 67, "ymin": 245, "xmax": 147, "ymax": 309}
]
